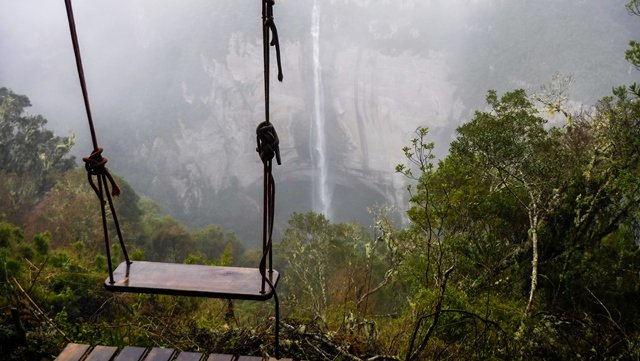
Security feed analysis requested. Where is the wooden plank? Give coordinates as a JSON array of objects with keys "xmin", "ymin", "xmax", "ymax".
[
  {"xmin": 55, "ymin": 343, "xmax": 91, "ymax": 361},
  {"xmin": 236, "ymin": 356, "xmax": 262, "ymax": 361},
  {"xmin": 105, "ymin": 261, "xmax": 279, "ymax": 301},
  {"xmin": 144, "ymin": 348, "xmax": 175, "ymax": 361},
  {"xmin": 174, "ymin": 351, "xmax": 205, "ymax": 361},
  {"xmin": 113, "ymin": 346, "xmax": 147, "ymax": 361},
  {"xmin": 207, "ymin": 354, "xmax": 235, "ymax": 361},
  {"xmin": 85, "ymin": 345, "xmax": 119, "ymax": 361}
]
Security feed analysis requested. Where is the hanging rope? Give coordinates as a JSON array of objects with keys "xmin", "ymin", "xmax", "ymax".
[
  {"xmin": 63, "ymin": 0, "xmax": 98, "ymax": 151},
  {"xmin": 262, "ymin": 0, "xmax": 284, "ymax": 129},
  {"xmin": 64, "ymin": 0, "xmax": 130, "ymax": 281},
  {"xmin": 258, "ymin": 0, "xmax": 283, "ymax": 284},
  {"xmin": 259, "ymin": 0, "xmax": 283, "ymax": 358}
]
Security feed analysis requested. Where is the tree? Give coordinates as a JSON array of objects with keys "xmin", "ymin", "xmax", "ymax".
[
  {"xmin": 626, "ymin": 0, "xmax": 640, "ymax": 68},
  {"xmin": 279, "ymin": 212, "xmax": 349, "ymax": 323},
  {"xmin": 451, "ymin": 90, "xmax": 571, "ymax": 319},
  {"xmin": 192, "ymin": 224, "xmax": 242, "ymax": 264},
  {"xmin": 397, "ymin": 87, "xmax": 640, "ymax": 359},
  {"xmin": 398, "ymin": 126, "xmax": 517, "ymax": 360},
  {"xmin": 23, "ymin": 169, "xmax": 143, "ymax": 250},
  {"xmin": 147, "ymin": 217, "xmax": 194, "ymax": 263},
  {"xmin": 626, "ymin": 1, "xmax": 640, "ymax": 96},
  {"xmin": 278, "ymin": 211, "xmax": 398, "ymax": 328},
  {"xmin": 542, "ymin": 87, "xmax": 640, "ymax": 357},
  {"xmin": 0, "ymin": 88, "xmax": 75, "ymax": 221}
]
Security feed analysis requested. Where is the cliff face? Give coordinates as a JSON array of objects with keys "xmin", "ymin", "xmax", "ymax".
[
  {"xmin": 121, "ymin": 44, "xmax": 457, "ymax": 240},
  {"xmin": 116, "ymin": 28, "xmax": 464, "ymax": 241}
]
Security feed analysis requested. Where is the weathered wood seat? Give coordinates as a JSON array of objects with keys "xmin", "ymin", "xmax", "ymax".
[
  {"xmin": 106, "ymin": 261, "xmax": 279, "ymax": 300},
  {"xmin": 55, "ymin": 343, "xmax": 291, "ymax": 361}
]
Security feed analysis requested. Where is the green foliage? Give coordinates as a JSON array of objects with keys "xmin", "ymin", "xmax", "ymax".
[
  {"xmin": 214, "ymin": 245, "xmax": 234, "ymax": 267},
  {"xmin": 0, "ymin": 88, "xmax": 75, "ymax": 176},
  {"xmin": 627, "ymin": 40, "xmax": 640, "ymax": 69},
  {"xmin": 279, "ymin": 211, "xmax": 352, "ymax": 321},
  {"xmin": 147, "ymin": 216, "xmax": 193, "ymax": 262},
  {"xmin": 395, "ymin": 126, "xmax": 434, "ymax": 182},
  {"xmin": 628, "ymin": 0, "xmax": 640, "ymax": 15},
  {"xmin": 32, "ymin": 232, "xmax": 50, "ymax": 256},
  {"xmin": 626, "ymin": 1, "xmax": 640, "ymax": 97},
  {"xmin": 192, "ymin": 224, "xmax": 243, "ymax": 265},
  {"xmin": 0, "ymin": 88, "xmax": 76, "ymax": 222},
  {"xmin": 0, "ymin": 222, "xmax": 26, "ymax": 286},
  {"xmin": 392, "ymin": 85, "xmax": 640, "ymax": 359},
  {"xmin": 0, "ymin": 222, "xmax": 22, "ymax": 249},
  {"xmin": 0, "ymin": 218, "xmax": 252, "ymax": 359},
  {"xmin": 278, "ymin": 210, "xmax": 400, "ymax": 338}
]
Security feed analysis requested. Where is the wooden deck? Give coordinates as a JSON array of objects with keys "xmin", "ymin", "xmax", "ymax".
[{"xmin": 55, "ymin": 343, "xmax": 293, "ymax": 361}]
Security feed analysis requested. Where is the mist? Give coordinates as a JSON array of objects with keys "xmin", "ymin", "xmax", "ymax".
[{"xmin": 1, "ymin": 0, "xmax": 638, "ymax": 243}]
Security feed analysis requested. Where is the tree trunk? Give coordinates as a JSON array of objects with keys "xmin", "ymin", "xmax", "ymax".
[{"xmin": 524, "ymin": 210, "xmax": 539, "ymax": 317}]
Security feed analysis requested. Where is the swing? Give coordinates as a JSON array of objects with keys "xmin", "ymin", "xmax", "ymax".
[{"xmin": 63, "ymin": 0, "xmax": 284, "ymax": 357}]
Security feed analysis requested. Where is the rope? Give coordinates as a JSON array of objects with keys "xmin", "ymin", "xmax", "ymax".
[
  {"xmin": 260, "ymin": 1, "xmax": 283, "ymax": 357},
  {"xmin": 64, "ymin": 0, "xmax": 120, "ymax": 199},
  {"xmin": 266, "ymin": 0, "xmax": 283, "ymax": 82},
  {"xmin": 64, "ymin": 0, "xmax": 130, "ymax": 276},
  {"xmin": 64, "ymin": 0, "xmax": 98, "ymax": 151},
  {"xmin": 262, "ymin": 0, "xmax": 284, "ymax": 128},
  {"xmin": 258, "ymin": 0, "xmax": 283, "ymax": 285},
  {"xmin": 258, "ymin": 0, "xmax": 283, "ymax": 287}
]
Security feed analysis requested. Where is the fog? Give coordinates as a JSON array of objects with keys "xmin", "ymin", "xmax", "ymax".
[{"xmin": 1, "ymin": 0, "xmax": 639, "ymax": 243}]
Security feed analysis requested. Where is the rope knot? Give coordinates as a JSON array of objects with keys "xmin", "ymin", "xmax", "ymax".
[
  {"xmin": 83, "ymin": 148, "xmax": 121, "ymax": 198},
  {"xmin": 256, "ymin": 121, "xmax": 281, "ymax": 165},
  {"xmin": 82, "ymin": 147, "xmax": 107, "ymax": 174}
]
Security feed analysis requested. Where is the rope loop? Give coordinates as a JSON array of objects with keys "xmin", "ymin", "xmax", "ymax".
[
  {"xmin": 83, "ymin": 148, "xmax": 121, "ymax": 199},
  {"xmin": 256, "ymin": 121, "xmax": 282, "ymax": 165},
  {"xmin": 266, "ymin": 20, "xmax": 283, "ymax": 82},
  {"xmin": 264, "ymin": 1, "xmax": 283, "ymax": 82}
]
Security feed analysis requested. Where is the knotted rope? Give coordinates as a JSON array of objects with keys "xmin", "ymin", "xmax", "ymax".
[
  {"xmin": 64, "ymin": 0, "xmax": 130, "ymax": 283},
  {"xmin": 256, "ymin": 121, "xmax": 282, "ymax": 165},
  {"xmin": 83, "ymin": 148, "xmax": 121, "ymax": 200},
  {"xmin": 259, "ymin": 1, "xmax": 284, "ymax": 358}
]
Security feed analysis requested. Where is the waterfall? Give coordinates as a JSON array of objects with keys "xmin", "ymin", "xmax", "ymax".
[{"xmin": 310, "ymin": 0, "xmax": 331, "ymax": 219}]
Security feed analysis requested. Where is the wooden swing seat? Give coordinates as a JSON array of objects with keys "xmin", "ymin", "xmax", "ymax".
[
  {"xmin": 63, "ymin": 0, "xmax": 284, "ymax": 355},
  {"xmin": 106, "ymin": 261, "xmax": 279, "ymax": 301}
]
